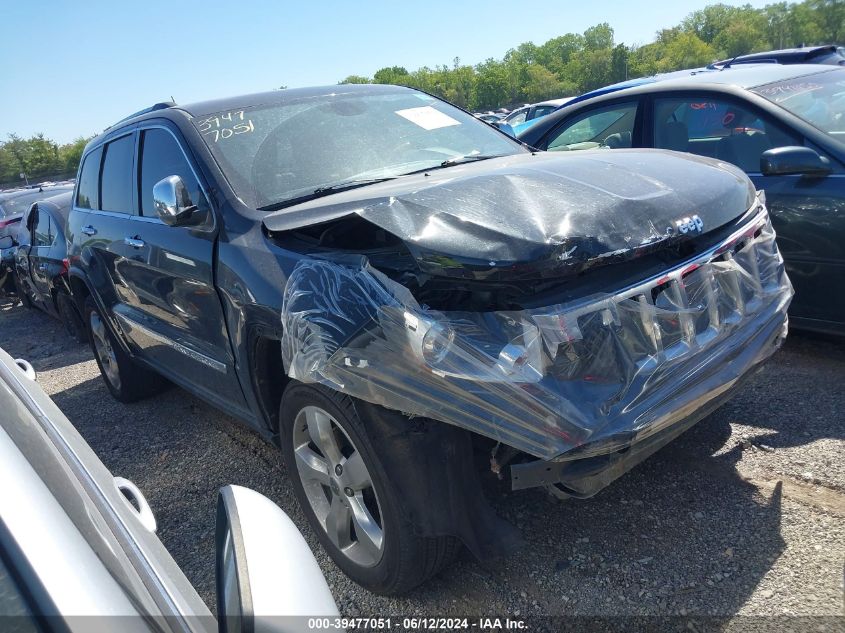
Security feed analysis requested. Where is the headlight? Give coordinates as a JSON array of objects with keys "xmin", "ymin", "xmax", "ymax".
[
  {"xmin": 421, "ymin": 323, "xmax": 455, "ymax": 364},
  {"xmin": 403, "ymin": 310, "xmax": 545, "ymax": 383}
]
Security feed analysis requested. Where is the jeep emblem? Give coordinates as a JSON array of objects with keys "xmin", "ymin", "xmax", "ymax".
[{"xmin": 674, "ymin": 214, "xmax": 704, "ymax": 234}]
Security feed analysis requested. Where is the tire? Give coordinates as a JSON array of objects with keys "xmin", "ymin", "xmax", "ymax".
[
  {"xmin": 279, "ymin": 383, "xmax": 460, "ymax": 595},
  {"xmin": 57, "ymin": 292, "xmax": 86, "ymax": 344},
  {"xmin": 84, "ymin": 297, "xmax": 168, "ymax": 402}
]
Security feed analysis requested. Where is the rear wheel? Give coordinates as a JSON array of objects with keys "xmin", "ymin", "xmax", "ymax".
[
  {"xmin": 57, "ymin": 292, "xmax": 86, "ymax": 343},
  {"xmin": 84, "ymin": 297, "xmax": 167, "ymax": 402},
  {"xmin": 279, "ymin": 383, "xmax": 460, "ymax": 594}
]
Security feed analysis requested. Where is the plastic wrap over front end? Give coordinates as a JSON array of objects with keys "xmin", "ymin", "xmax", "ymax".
[{"xmin": 281, "ymin": 206, "xmax": 792, "ymax": 461}]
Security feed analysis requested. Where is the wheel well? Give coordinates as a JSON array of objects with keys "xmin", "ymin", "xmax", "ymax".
[{"xmin": 252, "ymin": 336, "xmax": 288, "ymax": 434}]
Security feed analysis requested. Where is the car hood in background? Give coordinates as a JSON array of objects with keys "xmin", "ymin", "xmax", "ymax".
[{"xmin": 263, "ymin": 150, "xmax": 755, "ymax": 280}]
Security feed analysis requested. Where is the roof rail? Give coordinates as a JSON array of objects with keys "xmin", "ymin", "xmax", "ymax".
[{"xmin": 105, "ymin": 101, "xmax": 176, "ymax": 131}]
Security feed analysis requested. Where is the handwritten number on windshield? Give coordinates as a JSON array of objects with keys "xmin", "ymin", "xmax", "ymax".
[{"xmin": 199, "ymin": 112, "xmax": 255, "ymax": 142}]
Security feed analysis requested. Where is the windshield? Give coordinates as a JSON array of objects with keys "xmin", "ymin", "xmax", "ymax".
[
  {"xmin": 752, "ymin": 69, "xmax": 845, "ymax": 140},
  {"xmin": 194, "ymin": 89, "xmax": 525, "ymax": 209}
]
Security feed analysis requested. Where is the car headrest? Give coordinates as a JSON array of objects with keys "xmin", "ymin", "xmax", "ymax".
[{"xmin": 659, "ymin": 121, "xmax": 689, "ymax": 152}]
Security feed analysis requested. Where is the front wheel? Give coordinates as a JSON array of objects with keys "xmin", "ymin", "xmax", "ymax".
[
  {"xmin": 279, "ymin": 383, "xmax": 460, "ymax": 594},
  {"xmin": 84, "ymin": 297, "xmax": 168, "ymax": 402}
]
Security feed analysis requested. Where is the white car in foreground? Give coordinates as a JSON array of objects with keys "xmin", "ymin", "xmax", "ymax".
[{"xmin": 0, "ymin": 347, "xmax": 338, "ymax": 632}]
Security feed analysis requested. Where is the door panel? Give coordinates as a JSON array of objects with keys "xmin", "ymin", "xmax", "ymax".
[{"xmin": 751, "ymin": 172, "xmax": 845, "ymax": 329}]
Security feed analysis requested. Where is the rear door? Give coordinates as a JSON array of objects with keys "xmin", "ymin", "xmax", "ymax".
[
  {"xmin": 76, "ymin": 132, "xmax": 142, "ymax": 319},
  {"xmin": 115, "ymin": 123, "xmax": 246, "ymax": 411}
]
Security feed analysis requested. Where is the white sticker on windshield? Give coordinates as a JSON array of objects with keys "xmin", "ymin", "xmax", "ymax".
[{"xmin": 395, "ymin": 106, "xmax": 461, "ymax": 130}]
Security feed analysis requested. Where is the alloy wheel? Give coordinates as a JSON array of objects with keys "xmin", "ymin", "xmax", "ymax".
[{"xmin": 292, "ymin": 405, "xmax": 385, "ymax": 567}]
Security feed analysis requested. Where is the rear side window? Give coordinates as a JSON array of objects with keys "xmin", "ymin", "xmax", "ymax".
[
  {"xmin": 100, "ymin": 135, "xmax": 135, "ymax": 213},
  {"xmin": 33, "ymin": 211, "xmax": 52, "ymax": 247},
  {"xmin": 138, "ymin": 128, "xmax": 206, "ymax": 217},
  {"xmin": 76, "ymin": 146, "xmax": 103, "ymax": 210}
]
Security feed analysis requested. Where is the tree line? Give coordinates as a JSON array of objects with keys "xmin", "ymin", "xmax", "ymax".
[
  {"xmin": 0, "ymin": 134, "xmax": 91, "ymax": 187},
  {"xmin": 339, "ymin": 0, "xmax": 843, "ymax": 111}
]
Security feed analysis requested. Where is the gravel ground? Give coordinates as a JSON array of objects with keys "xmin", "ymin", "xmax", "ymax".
[{"xmin": 1, "ymin": 297, "xmax": 843, "ymax": 623}]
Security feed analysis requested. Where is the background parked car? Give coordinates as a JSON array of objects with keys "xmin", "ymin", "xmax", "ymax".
[
  {"xmin": 474, "ymin": 112, "xmax": 504, "ymax": 123},
  {"xmin": 710, "ymin": 45, "xmax": 845, "ymax": 69},
  {"xmin": 518, "ymin": 64, "xmax": 845, "ymax": 336},
  {"xmin": 0, "ymin": 345, "xmax": 338, "ymax": 631},
  {"xmin": 11, "ymin": 191, "xmax": 86, "ymax": 341},
  {"xmin": 0, "ymin": 184, "xmax": 74, "ymax": 295},
  {"xmin": 501, "ymin": 97, "xmax": 574, "ymax": 128}
]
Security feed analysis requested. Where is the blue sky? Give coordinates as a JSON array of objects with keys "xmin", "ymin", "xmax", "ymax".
[{"xmin": 1, "ymin": 0, "xmax": 770, "ymax": 144}]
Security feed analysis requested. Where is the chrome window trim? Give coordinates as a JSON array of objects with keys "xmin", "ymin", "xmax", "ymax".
[{"xmin": 115, "ymin": 312, "xmax": 227, "ymax": 373}]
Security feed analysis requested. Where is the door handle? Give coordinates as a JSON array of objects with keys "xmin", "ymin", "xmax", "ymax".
[
  {"xmin": 114, "ymin": 477, "xmax": 157, "ymax": 533},
  {"xmin": 37, "ymin": 264, "xmax": 47, "ymax": 271},
  {"xmin": 81, "ymin": 225, "xmax": 97, "ymax": 236},
  {"xmin": 124, "ymin": 236, "xmax": 145, "ymax": 249}
]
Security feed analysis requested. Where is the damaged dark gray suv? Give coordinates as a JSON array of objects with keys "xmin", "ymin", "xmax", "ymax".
[{"xmin": 67, "ymin": 84, "xmax": 792, "ymax": 594}]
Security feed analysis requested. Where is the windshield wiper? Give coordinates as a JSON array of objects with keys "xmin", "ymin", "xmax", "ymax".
[
  {"xmin": 439, "ymin": 154, "xmax": 503, "ymax": 167},
  {"xmin": 257, "ymin": 177, "xmax": 396, "ymax": 211},
  {"xmin": 312, "ymin": 177, "xmax": 396, "ymax": 195},
  {"xmin": 400, "ymin": 154, "xmax": 506, "ymax": 177}
]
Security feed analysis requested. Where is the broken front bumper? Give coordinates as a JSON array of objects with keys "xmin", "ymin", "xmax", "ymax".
[{"xmin": 281, "ymin": 199, "xmax": 792, "ymax": 469}]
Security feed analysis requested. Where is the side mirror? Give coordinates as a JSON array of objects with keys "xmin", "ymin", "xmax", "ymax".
[
  {"xmin": 0, "ymin": 236, "xmax": 13, "ymax": 250},
  {"xmin": 216, "ymin": 486, "xmax": 338, "ymax": 633},
  {"xmin": 153, "ymin": 175, "xmax": 199, "ymax": 226},
  {"xmin": 760, "ymin": 146, "xmax": 832, "ymax": 177}
]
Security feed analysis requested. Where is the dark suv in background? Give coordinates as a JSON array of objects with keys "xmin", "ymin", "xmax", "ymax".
[{"xmin": 67, "ymin": 84, "xmax": 792, "ymax": 594}]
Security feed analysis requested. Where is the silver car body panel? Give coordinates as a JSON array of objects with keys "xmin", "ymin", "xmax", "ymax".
[{"xmin": 0, "ymin": 348, "xmax": 214, "ymax": 631}]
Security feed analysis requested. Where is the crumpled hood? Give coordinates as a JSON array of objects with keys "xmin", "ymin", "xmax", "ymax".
[{"xmin": 263, "ymin": 150, "xmax": 756, "ymax": 278}]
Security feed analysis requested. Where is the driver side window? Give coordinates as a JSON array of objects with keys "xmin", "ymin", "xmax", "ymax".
[
  {"xmin": 138, "ymin": 128, "xmax": 207, "ymax": 218},
  {"xmin": 547, "ymin": 102, "xmax": 638, "ymax": 151}
]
